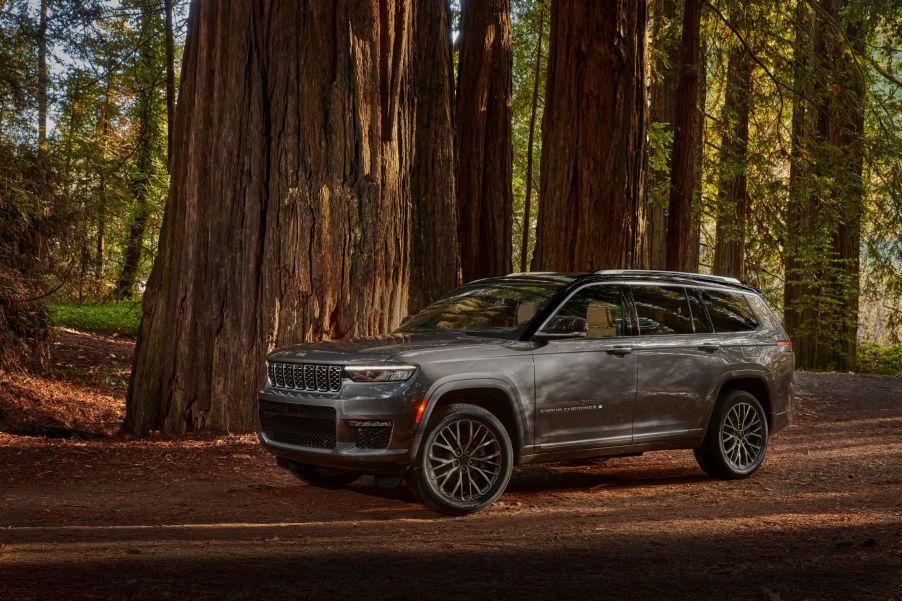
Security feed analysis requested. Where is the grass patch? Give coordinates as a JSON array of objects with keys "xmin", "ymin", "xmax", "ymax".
[
  {"xmin": 857, "ymin": 343, "xmax": 902, "ymax": 375},
  {"xmin": 50, "ymin": 301, "xmax": 142, "ymax": 337}
]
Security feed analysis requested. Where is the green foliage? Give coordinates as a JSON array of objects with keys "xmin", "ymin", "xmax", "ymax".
[
  {"xmin": 856, "ymin": 344, "xmax": 902, "ymax": 375},
  {"xmin": 50, "ymin": 301, "xmax": 142, "ymax": 336}
]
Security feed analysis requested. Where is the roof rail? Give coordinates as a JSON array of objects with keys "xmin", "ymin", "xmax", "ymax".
[{"xmin": 593, "ymin": 269, "xmax": 755, "ymax": 290}]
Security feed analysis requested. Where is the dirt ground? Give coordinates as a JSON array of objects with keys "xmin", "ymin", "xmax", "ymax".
[{"xmin": 1, "ymin": 330, "xmax": 900, "ymax": 600}]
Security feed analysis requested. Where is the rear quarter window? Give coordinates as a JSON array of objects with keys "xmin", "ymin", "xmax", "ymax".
[{"xmin": 701, "ymin": 290, "xmax": 758, "ymax": 333}]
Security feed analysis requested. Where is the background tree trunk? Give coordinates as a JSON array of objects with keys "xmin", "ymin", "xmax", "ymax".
[
  {"xmin": 126, "ymin": 1, "xmax": 415, "ymax": 434},
  {"xmin": 644, "ymin": 0, "xmax": 679, "ymax": 270},
  {"xmin": 407, "ymin": 0, "xmax": 459, "ymax": 313},
  {"xmin": 455, "ymin": 0, "xmax": 513, "ymax": 281},
  {"xmin": 665, "ymin": 0, "xmax": 702, "ymax": 272},
  {"xmin": 531, "ymin": 0, "xmax": 647, "ymax": 272},
  {"xmin": 114, "ymin": 4, "xmax": 163, "ymax": 300},
  {"xmin": 784, "ymin": 1, "xmax": 817, "ymax": 367},
  {"xmin": 519, "ymin": 0, "xmax": 544, "ymax": 273},
  {"xmin": 713, "ymin": 41, "xmax": 752, "ymax": 279}
]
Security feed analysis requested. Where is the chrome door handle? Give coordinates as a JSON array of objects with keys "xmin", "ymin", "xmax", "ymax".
[
  {"xmin": 698, "ymin": 343, "xmax": 721, "ymax": 352},
  {"xmin": 606, "ymin": 346, "xmax": 633, "ymax": 356}
]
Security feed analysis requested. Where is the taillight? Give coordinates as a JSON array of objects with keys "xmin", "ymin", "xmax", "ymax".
[{"xmin": 776, "ymin": 340, "xmax": 793, "ymax": 348}]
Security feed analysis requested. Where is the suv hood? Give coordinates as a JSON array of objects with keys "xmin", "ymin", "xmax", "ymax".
[{"xmin": 267, "ymin": 331, "xmax": 512, "ymax": 365}]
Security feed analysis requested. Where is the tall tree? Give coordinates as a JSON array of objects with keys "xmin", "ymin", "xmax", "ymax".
[
  {"xmin": 126, "ymin": 1, "xmax": 416, "ymax": 434},
  {"xmin": 37, "ymin": 0, "xmax": 48, "ymax": 154},
  {"xmin": 164, "ymin": 0, "xmax": 175, "ymax": 168},
  {"xmin": 531, "ymin": 0, "xmax": 647, "ymax": 272},
  {"xmin": 713, "ymin": 31, "xmax": 752, "ymax": 279},
  {"xmin": 518, "ymin": 0, "xmax": 544, "ymax": 273},
  {"xmin": 645, "ymin": 0, "xmax": 679, "ymax": 270},
  {"xmin": 456, "ymin": 0, "xmax": 513, "ymax": 281},
  {"xmin": 665, "ymin": 0, "xmax": 702, "ymax": 272},
  {"xmin": 408, "ymin": 0, "xmax": 459, "ymax": 313},
  {"xmin": 785, "ymin": 0, "xmax": 869, "ymax": 370},
  {"xmin": 114, "ymin": 1, "xmax": 165, "ymax": 300}
]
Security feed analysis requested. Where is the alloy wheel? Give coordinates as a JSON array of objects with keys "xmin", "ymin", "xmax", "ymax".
[{"xmin": 426, "ymin": 418, "xmax": 503, "ymax": 503}]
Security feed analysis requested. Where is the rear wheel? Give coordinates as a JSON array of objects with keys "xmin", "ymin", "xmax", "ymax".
[
  {"xmin": 694, "ymin": 390, "xmax": 769, "ymax": 479},
  {"xmin": 407, "ymin": 404, "xmax": 513, "ymax": 515},
  {"xmin": 279, "ymin": 458, "xmax": 361, "ymax": 489}
]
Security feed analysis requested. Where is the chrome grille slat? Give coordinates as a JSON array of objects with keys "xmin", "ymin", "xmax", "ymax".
[{"xmin": 267, "ymin": 361, "xmax": 342, "ymax": 393}]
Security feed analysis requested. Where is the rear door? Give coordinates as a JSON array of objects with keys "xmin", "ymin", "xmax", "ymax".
[
  {"xmin": 629, "ymin": 284, "xmax": 730, "ymax": 443},
  {"xmin": 532, "ymin": 284, "xmax": 638, "ymax": 449}
]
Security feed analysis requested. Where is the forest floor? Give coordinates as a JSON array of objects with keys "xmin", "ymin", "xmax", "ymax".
[{"xmin": 1, "ymin": 329, "xmax": 901, "ymax": 601}]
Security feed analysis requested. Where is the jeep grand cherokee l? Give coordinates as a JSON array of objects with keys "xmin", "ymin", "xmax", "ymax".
[{"xmin": 258, "ymin": 270, "xmax": 794, "ymax": 515}]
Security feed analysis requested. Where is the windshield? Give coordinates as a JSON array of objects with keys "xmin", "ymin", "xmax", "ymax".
[{"xmin": 396, "ymin": 280, "xmax": 566, "ymax": 338}]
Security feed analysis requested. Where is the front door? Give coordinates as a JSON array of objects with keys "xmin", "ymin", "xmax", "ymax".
[{"xmin": 532, "ymin": 284, "xmax": 637, "ymax": 449}]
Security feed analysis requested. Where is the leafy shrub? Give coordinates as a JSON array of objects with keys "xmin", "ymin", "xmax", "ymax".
[{"xmin": 857, "ymin": 344, "xmax": 902, "ymax": 375}]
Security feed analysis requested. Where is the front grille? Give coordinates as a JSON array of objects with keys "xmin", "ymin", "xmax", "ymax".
[
  {"xmin": 354, "ymin": 425, "xmax": 393, "ymax": 449},
  {"xmin": 263, "ymin": 427, "xmax": 336, "ymax": 449},
  {"xmin": 259, "ymin": 400, "xmax": 334, "ymax": 419},
  {"xmin": 260, "ymin": 402, "xmax": 337, "ymax": 449},
  {"xmin": 267, "ymin": 362, "xmax": 342, "ymax": 392}
]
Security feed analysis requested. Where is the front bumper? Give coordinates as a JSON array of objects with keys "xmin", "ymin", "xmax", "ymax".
[{"xmin": 257, "ymin": 378, "xmax": 427, "ymax": 473}]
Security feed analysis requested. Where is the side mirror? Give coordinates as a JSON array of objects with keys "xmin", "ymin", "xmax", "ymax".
[{"xmin": 535, "ymin": 315, "xmax": 587, "ymax": 340}]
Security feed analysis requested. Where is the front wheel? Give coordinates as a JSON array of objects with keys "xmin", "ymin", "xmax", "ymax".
[
  {"xmin": 407, "ymin": 404, "xmax": 513, "ymax": 515},
  {"xmin": 694, "ymin": 390, "xmax": 769, "ymax": 479}
]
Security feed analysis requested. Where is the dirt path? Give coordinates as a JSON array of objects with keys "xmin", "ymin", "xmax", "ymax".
[{"xmin": 1, "ymin": 331, "xmax": 900, "ymax": 600}]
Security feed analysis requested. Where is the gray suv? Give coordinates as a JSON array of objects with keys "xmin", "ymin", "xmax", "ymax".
[{"xmin": 258, "ymin": 270, "xmax": 793, "ymax": 514}]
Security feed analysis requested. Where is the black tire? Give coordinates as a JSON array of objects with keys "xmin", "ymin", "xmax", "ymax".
[
  {"xmin": 407, "ymin": 403, "xmax": 514, "ymax": 516},
  {"xmin": 694, "ymin": 390, "xmax": 769, "ymax": 479},
  {"xmin": 280, "ymin": 459, "xmax": 361, "ymax": 489}
]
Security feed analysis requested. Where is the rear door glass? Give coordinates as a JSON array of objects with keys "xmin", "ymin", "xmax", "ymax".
[
  {"xmin": 687, "ymin": 288, "xmax": 713, "ymax": 333},
  {"xmin": 630, "ymin": 285, "xmax": 695, "ymax": 335},
  {"xmin": 701, "ymin": 290, "xmax": 758, "ymax": 332}
]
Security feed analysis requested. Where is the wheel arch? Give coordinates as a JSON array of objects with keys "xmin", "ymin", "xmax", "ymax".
[
  {"xmin": 712, "ymin": 373, "xmax": 774, "ymax": 430},
  {"xmin": 410, "ymin": 378, "xmax": 528, "ymax": 462}
]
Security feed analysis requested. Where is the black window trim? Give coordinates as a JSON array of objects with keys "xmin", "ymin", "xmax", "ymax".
[
  {"xmin": 697, "ymin": 286, "xmax": 761, "ymax": 333},
  {"xmin": 625, "ymin": 283, "xmax": 714, "ymax": 338},
  {"xmin": 534, "ymin": 282, "xmax": 636, "ymax": 338}
]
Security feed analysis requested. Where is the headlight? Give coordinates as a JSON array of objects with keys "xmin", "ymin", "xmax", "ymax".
[{"xmin": 344, "ymin": 365, "xmax": 417, "ymax": 382}]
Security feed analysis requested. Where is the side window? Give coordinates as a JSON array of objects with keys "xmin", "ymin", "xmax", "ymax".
[
  {"xmin": 687, "ymin": 288, "xmax": 713, "ymax": 333},
  {"xmin": 701, "ymin": 290, "xmax": 758, "ymax": 332},
  {"xmin": 549, "ymin": 285, "xmax": 626, "ymax": 338},
  {"xmin": 631, "ymin": 285, "xmax": 695, "ymax": 335}
]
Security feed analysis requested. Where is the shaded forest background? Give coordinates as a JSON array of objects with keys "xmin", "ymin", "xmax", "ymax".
[{"xmin": 0, "ymin": 0, "xmax": 899, "ymax": 434}]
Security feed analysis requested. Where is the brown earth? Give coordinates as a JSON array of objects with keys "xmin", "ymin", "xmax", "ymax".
[{"xmin": 0, "ymin": 329, "xmax": 900, "ymax": 600}]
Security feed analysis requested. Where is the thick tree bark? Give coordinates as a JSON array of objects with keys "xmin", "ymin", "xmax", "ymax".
[
  {"xmin": 407, "ymin": 0, "xmax": 459, "ymax": 313},
  {"xmin": 126, "ymin": 1, "xmax": 415, "ymax": 434},
  {"xmin": 37, "ymin": 0, "xmax": 48, "ymax": 154},
  {"xmin": 665, "ymin": 0, "xmax": 702, "ymax": 272},
  {"xmin": 644, "ymin": 0, "xmax": 679, "ymax": 270},
  {"xmin": 713, "ymin": 42, "xmax": 752, "ymax": 279},
  {"xmin": 519, "ymin": 0, "xmax": 545, "ymax": 273},
  {"xmin": 531, "ymin": 0, "xmax": 647, "ymax": 272},
  {"xmin": 164, "ymin": 0, "xmax": 175, "ymax": 169},
  {"xmin": 455, "ymin": 0, "xmax": 513, "ymax": 281}
]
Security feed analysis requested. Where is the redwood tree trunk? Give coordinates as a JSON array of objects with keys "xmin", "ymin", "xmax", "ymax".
[
  {"xmin": 665, "ymin": 0, "xmax": 702, "ymax": 272},
  {"xmin": 532, "ymin": 0, "xmax": 647, "ymax": 272},
  {"xmin": 644, "ymin": 0, "xmax": 678, "ymax": 270},
  {"xmin": 519, "ymin": 0, "xmax": 545, "ymax": 273},
  {"xmin": 455, "ymin": 0, "xmax": 513, "ymax": 281},
  {"xmin": 164, "ymin": 0, "xmax": 175, "ymax": 168},
  {"xmin": 407, "ymin": 0, "xmax": 459, "ymax": 314},
  {"xmin": 784, "ymin": 1, "xmax": 817, "ymax": 367},
  {"xmin": 126, "ymin": 1, "xmax": 415, "ymax": 434},
  {"xmin": 713, "ymin": 42, "xmax": 752, "ymax": 279}
]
